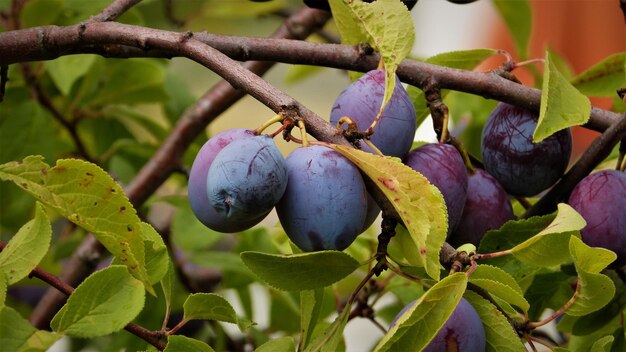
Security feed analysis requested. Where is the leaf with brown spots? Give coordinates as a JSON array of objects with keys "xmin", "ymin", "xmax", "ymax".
[
  {"xmin": 0, "ymin": 156, "xmax": 155, "ymax": 294},
  {"xmin": 324, "ymin": 144, "xmax": 447, "ymax": 280}
]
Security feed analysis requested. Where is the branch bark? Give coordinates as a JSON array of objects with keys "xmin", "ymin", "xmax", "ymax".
[{"xmin": 0, "ymin": 24, "xmax": 620, "ymax": 132}]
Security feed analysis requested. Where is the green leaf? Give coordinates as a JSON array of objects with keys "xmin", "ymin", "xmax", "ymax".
[
  {"xmin": 165, "ymin": 335, "xmax": 215, "ymax": 352},
  {"xmin": 160, "ymin": 260, "xmax": 175, "ymax": 325},
  {"xmin": 45, "ymin": 55, "xmax": 97, "ymax": 95},
  {"xmin": 492, "ymin": 0, "xmax": 531, "ymax": 59},
  {"xmin": 511, "ymin": 203, "xmax": 586, "ymax": 267},
  {"xmin": 571, "ymin": 285, "xmax": 626, "ymax": 336},
  {"xmin": 0, "ymin": 273, "xmax": 6, "ymax": 307},
  {"xmin": 256, "ymin": 336, "xmax": 296, "ymax": 352},
  {"xmin": 241, "ymin": 251, "xmax": 359, "ymax": 291},
  {"xmin": 374, "ymin": 272, "xmax": 468, "ymax": 352},
  {"xmin": 591, "ymin": 336, "xmax": 615, "ymax": 352},
  {"xmin": 0, "ymin": 306, "xmax": 61, "ymax": 352},
  {"xmin": 20, "ymin": 0, "xmax": 62, "ymax": 28},
  {"xmin": 0, "ymin": 156, "xmax": 153, "ymax": 293},
  {"xmin": 469, "ymin": 265, "xmax": 529, "ymax": 313},
  {"xmin": 171, "ymin": 202, "xmax": 222, "ymax": 252},
  {"xmin": 534, "ymin": 51, "xmax": 591, "ymax": 142},
  {"xmin": 90, "ymin": 60, "xmax": 168, "ymax": 106},
  {"xmin": 139, "ymin": 222, "xmax": 169, "ymax": 285},
  {"xmin": 407, "ymin": 49, "xmax": 498, "ymax": 127},
  {"xmin": 305, "ymin": 302, "xmax": 351, "ymax": 352},
  {"xmin": 571, "ymin": 52, "xmax": 626, "ymax": 97},
  {"xmin": 50, "ymin": 265, "xmax": 145, "ymax": 337},
  {"xmin": 182, "ymin": 293, "xmax": 237, "ymax": 324},
  {"xmin": 329, "ymin": 0, "xmax": 414, "ymax": 109},
  {"xmin": 325, "ymin": 144, "xmax": 447, "ymax": 280},
  {"xmin": 566, "ymin": 236, "xmax": 616, "ymax": 316},
  {"xmin": 0, "ymin": 203, "xmax": 51, "ymax": 284},
  {"xmin": 300, "ymin": 289, "xmax": 325, "ymax": 350},
  {"xmin": 524, "ymin": 271, "xmax": 574, "ymax": 321},
  {"xmin": 464, "ymin": 291, "xmax": 525, "ymax": 352},
  {"xmin": 478, "ymin": 214, "xmax": 555, "ymax": 281}
]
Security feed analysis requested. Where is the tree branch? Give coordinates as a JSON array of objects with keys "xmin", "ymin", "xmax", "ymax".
[
  {"xmin": 0, "ymin": 24, "xmax": 620, "ymax": 132},
  {"xmin": 89, "ymin": 0, "xmax": 143, "ymax": 23},
  {"xmin": 0, "ymin": 241, "xmax": 167, "ymax": 350},
  {"xmin": 27, "ymin": 7, "xmax": 333, "ymax": 329}
]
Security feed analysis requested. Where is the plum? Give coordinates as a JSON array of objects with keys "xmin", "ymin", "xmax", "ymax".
[
  {"xmin": 189, "ymin": 128, "xmax": 263, "ymax": 232},
  {"xmin": 207, "ymin": 135, "xmax": 287, "ymax": 222},
  {"xmin": 330, "ymin": 69, "xmax": 417, "ymax": 158},
  {"xmin": 568, "ymin": 170, "xmax": 626, "ymax": 268},
  {"xmin": 391, "ymin": 298, "xmax": 486, "ymax": 352},
  {"xmin": 276, "ymin": 145, "xmax": 368, "ymax": 251},
  {"xmin": 403, "ymin": 143, "xmax": 468, "ymax": 233},
  {"xmin": 481, "ymin": 103, "xmax": 572, "ymax": 197},
  {"xmin": 449, "ymin": 168, "xmax": 515, "ymax": 247}
]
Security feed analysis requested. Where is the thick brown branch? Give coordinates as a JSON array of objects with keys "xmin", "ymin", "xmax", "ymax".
[
  {"xmin": 0, "ymin": 241, "xmax": 167, "ymax": 350},
  {"xmin": 0, "ymin": 24, "xmax": 619, "ymax": 132}
]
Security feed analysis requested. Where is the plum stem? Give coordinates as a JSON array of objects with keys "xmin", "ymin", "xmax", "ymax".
[
  {"xmin": 297, "ymin": 119, "xmax": 310, "ymax": 147},
  {"xmin": 449, "ymin": 137, "xmax": 474, "ymax": 173},
  {"xmin": 473, "ymin": 249, "xmax": 513, "ymax": 261},
  {"xmin": 363, "ymin": 138, "xmax": 385, "ymax": 156},
  {"xmin": 513, "ymin": 58, "xmax": 545, "ymax": 70},
  {"xmin": 254, "ymin": 113, "xmax": 284, "ymax": 135},
  {"xmin": 423, "ymin": 82, "xmax": 450, "ymax": 143}
]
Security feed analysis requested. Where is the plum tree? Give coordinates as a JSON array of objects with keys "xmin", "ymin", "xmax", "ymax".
[
  {"xmin": 449, "ymin": 168, "xmax": 514, "ymax": 247},
  {"xmin": 207, "ymin": 135, "xmax": 288, "ymax": 224},
  {"xmin": 391, "ymin": 298, "xmax": 486, "ymax": 351},
  {"xmin": 330, "ymin": 69, "xmax": 417, "ymax": 158},
  {"xmin": 276, "ymin": 145, "xmax": 368, "ymax": 251},
  {"xmin": 481, "ymin": 103, "xmax": 572, "ymax": 197},
  {"xmin": 568, "ymin": 170, "xmax": 626, "ymax": 267},
  {"xmin": 188, "ymin": 128, "xmax": 262, "ymax": 232},
  {"xmin": 403, "ymin": 143, "xmax": 468, "ymax": 233}
]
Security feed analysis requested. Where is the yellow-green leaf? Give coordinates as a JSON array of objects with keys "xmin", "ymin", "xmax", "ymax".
[
  {"xmin": 0, "ymin": 156, "xmax": 153, "ymax": 293},
  {"xmin": 534, "ymin": 51, "xmax": 591, "ymax": 142},
  {"xmin": 325, "ymin": 144, "xmax": 447, "ymax": 280},
  {"xmin": 165, "ymin": 335, "xmax": 215, "ymax": 352},
  {"xmin": 0, "ymin": 203, "xmax": 51, "ymax": 284},
  {"xmin": 571, "ymin": 52, "xmax": 626, "ymax": 97},
  {"xmin": 469, "ymin": 265, "xmax": 529, "ymax": 313}
]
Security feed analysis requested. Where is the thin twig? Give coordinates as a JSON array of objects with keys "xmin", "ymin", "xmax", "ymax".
[{"xmin": 90, "ymin": 0, "xmax": 142, "ymax": 22}]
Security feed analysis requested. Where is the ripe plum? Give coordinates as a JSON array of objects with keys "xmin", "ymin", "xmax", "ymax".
[
  {"xmin": 450, "ymin": 168, "xmax": 515, "ymax": 247},
  {"xmin": 188, "ymin": 128, "xmax": 261, "ymax": 232},
  {"xmin": 276, "ymin": 145, "xmax": 368, "ymax": 251},
  {"xmin": 207, "ymin": 135, "xmax": 287, "ymax": 223},
  {"xmin": 403, "ymin": 143, "xmax": 468, "ymax": 233},
  {"xmin": 481, "ymin": 103, "xmax": 572, "ymax": 196},
  {"xmin": 391, "ymin": 298, "xmax": 486, "ymax": 351},
  {"xmin": 330, "ymin": 69, "xmax": 417, "ymax": 158},
  {"xmin": 568, "ymin": 170, "xmax": 626, "ymax": 267}
]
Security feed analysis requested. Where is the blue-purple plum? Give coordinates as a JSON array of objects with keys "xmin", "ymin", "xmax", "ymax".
[
  {"xmin": 403, "ymin": 143, "xmax": 468, "ymax": 233},
  {"xmin": 276, "ymin": 145, "xmax": 368, "ymax": 251},
  {"xmin": 450, "ymin": 168, "xmax": 515, "ymax": 247},
  {"xmin": 568, "ymin": 170, "xmax": 626, "ymax": 268},
  {"xmin": 330, "ymin": 69, "xmax": 417, "ymax": 158},
  {"xmin": 481, "ymin": 103, "xmax": 572, "ymax": 196},
  {"xmin": 207, "ymin": 135, "xmax": 287, "ymax": 222},
  {"xmin": 391, "ymin": 298, "xmax": 486, "ymax": 351},
  {"xmin": 188, "ymin": 128, "xmax": 264, "ymax": 232}
]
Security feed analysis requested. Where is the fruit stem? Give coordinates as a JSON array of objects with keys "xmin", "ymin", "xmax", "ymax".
[
  {"xmin": 514, "ymin": 196, "xmax": 532, "ymax": 210},
  {"xmin": 513, "ymin": 58, "xmax": 545, "ymax": 70},
  {"xmin": 254, "ymin": 113, "xmax": 283, "ymax": 135},
  {"xmin": 298, "ymin": 120, "xmax": 309, "ymax": 147},
  {"xmin": 617, "ymin": 138, "xmax": 625, "ymax": 171},
  {"xmin": 366, "ymin": 106, "xmax": 385, "ymax": 137},
  {"xmin": 449, "ymin": 137, "xmax": 474, "ymax": 173},
  {"xmin": 363, "ymin": 138, "xmax": 385, "ymax": 156},
  {"xmin": 439, "ymin": 109, "xmax": 449, "ymax": 144}
]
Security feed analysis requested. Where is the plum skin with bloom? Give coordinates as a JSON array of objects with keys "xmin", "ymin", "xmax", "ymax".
[
  {"xmin": 568, "ymin": 170, "xmax": 626, "ymax": 268},
  {"xmin": 188, "ymin": 128, "xmax": 263, "ymax": 233},
  {"xmin": 330, "ymin": 69, "xmax": 417, "ymax": 159},
  {"xmin": 276, "ymin": 145, "xmax": 368, "ymax": 252},
  {"xmin": 481, "ymin": 103, "xmax": 572, "ymax": 197},
  {"xmin": 403, "ymin": 143, "xmax": 468, "ymax": 234},
  {"xmin": 449, "ymin": 168, "xmax": 515, "ymax": 247},
  {"xmin": 207, "ymin": 135, "xmax": 287, "ymax": 223}
]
